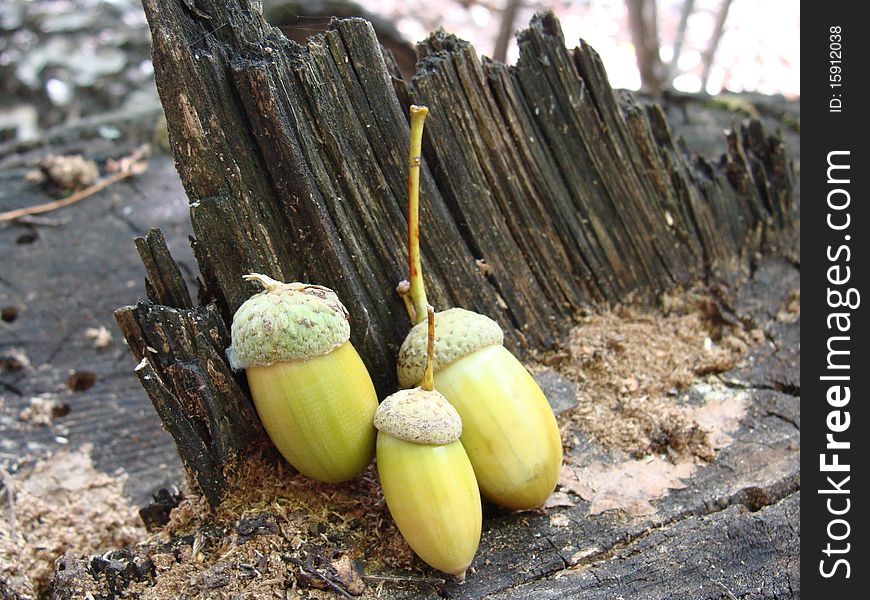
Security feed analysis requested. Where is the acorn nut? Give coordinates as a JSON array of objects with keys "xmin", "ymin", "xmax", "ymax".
[
  {"xmin": 397, "ymin": 309, "xmax": 562, "ymax": 509},
  {"xmin": 397, "ymin": 105, "xmax": 562, "ymax": 510},
  {"xmin": 228, "ymin": 273, "xmax": 378, "ymax": 483},
  {"xmin": 374, "ymin": 307, "xmax": 481, "ymax": 580}
]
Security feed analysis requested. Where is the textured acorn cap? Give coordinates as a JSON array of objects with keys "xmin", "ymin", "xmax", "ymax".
[
  {"xmin": 227, "ymin": 273, "xmax": 351, "ymax": 370},
  {"xmin": 374, "ymin": 388, "xmax": 462, "ymax": 445},
  {"xmin": 397, "ymin": 307, "xmax": 503, "ymax": 388}
]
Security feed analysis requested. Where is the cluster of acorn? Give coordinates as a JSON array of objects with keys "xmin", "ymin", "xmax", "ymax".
[{"xmin": 226, "ymin": 106, "xmax": 562, "ymax": 581}]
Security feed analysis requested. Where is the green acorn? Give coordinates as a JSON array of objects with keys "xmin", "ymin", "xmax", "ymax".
[
  {"xmin": 374, "ymin": 307, "xmax": 481, "ymax": 580},
  {"xmin": 397, "ymin": 308, "xmax": 562, "ymax": 510},
  {"xmin": 228, "ymin": 273, "xmax": 377, "ymax": 483}
]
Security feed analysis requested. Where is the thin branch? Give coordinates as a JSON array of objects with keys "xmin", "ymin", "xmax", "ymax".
[
  {"xmin": 713, "ymin": 579, "xmax": 739, "ymax": 600},
  {"xmin": 700, "ymin": 0, "xmax": 734, "ymax": 92},
  {"xmin": 283, "ymin": 556, "xmax": 354, "ymax": 600},
  {"xmin": 626, "ymin": 0, "xmax": 664, "ymax": 94},
  {"xmin": 421, "ymin": 306, "xmax": 435, "ymax": 392},
  {"xmin": 407, "ymin": 105, "xmax": 430, "ymax": 325},
  {"xmin": 666, "ymin": 0, "xmax": 695, "ymax": 87},
  {"xmin": 362, "ymin": 574, "xmax": 445, "ymax": 585},
  {"xmin": 396, "ymin": 280, "xmax": 415, "ymax": 322}
]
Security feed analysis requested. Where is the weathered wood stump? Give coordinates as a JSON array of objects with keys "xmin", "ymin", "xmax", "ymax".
[{"xmin": 114, "ymin": 0, "xmax": 795, "ymax": 507}]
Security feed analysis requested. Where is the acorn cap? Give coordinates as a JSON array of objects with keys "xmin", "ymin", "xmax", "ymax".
[
  {"xmin": 397, "ymin": 307, "xmax": 503, "ymax": 388},
  {"xmin": 227, "ymin": 273, "xmax": 351, "ymax": 370},
  {"xmin": 374, "ymin": 387, "xmax": 462, "ymax": 445}
]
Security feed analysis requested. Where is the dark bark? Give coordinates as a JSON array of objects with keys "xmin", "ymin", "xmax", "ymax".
[
  {"xmin": 134, "ymin": 228, "xmax": 192, "ymax": 309},
  {"xmin": 263, "ymin": 0, "xmax": 419, "ymax": 77},
  {"xmin": 492, "ymin": 493, "xmax": 800, "ymax": 599},
  {"xmin": 114, "ymin": 300, "xmax": 264, "ymax": 506},
  {"xmin": 114, "ymin": 2, "xmax": 796, "ymax": 505}
]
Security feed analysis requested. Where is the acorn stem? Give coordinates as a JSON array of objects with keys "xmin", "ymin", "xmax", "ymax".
[
  {"xmin": 396, "ymin": 280, "xmax": 416, "ymax": 322},
  {"xmin": 421, "ymin": 305, "xmax": 435, "ymax": 392},
  {"xmin": 243, "ymin": 272, "xmax": 283, "ymax": 292},
  {"xmin": 408, "ymin": 105, "xmax": 429, "ymax": 325}
]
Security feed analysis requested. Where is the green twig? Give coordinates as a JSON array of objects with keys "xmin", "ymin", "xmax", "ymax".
[
  {"xmin": 407, "ymin": 105, "xmax": 429, "ymax": 325},
  {"xmin": 421, "ymin": 306, "xmax": 435, "ymax": 391}
]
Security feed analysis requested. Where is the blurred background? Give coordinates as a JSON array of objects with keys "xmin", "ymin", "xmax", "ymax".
[{"xmin": 1, "ymin": 0, "xmax": 799, "ymax": 143}]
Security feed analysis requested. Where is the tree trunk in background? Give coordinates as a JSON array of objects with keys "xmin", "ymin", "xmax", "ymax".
[
  {"xmin": 701, "ymin": 0, "xmax": 735, "ymax": 91},
  {"xmin": 626, "ymin": 0, "xmax": 664, "ymax": 94},
  {"xmin": 666, "ymin": 0, "xmax": 695, "ymax": 87},
  {"xmin": 493, "ymin": 0, "xmax": 523, "ymax": 63},
  {"xmin": 115, "ymin": 1, "xmax": 796, "ymax": 505}
]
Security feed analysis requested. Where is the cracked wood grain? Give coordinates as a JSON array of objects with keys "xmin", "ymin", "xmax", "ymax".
[{"xmin": 495, "ymin": 492, "xmax": 800, "ymax": 599}]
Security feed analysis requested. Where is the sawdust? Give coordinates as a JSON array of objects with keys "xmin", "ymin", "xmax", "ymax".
[
  {"xmin": 17, "ymin": 394, "xmax": 68, "ymax": 426},
  {"xmin": 84, "ymin": 326, "xmax": 114, "ymax": 349},
  {"xmin": 557, "ymin": 380, "xmax": 749, "ymax": 516},
  {"xmin": 542, "ymin": 297, "xmax": 755, "ymax": 461},
  {"xmin": 555, "ymin": 384, "xmax": 748, "ymax": 516},
  {"xmin": 118, "ymin": 450, "xmax": 421, "ymax": 599},
  {"xmin": 0, "ymin": 348, "xmax": 30, "ymax": 372},
  {"xmin": 776, "ymin": 288, "xmax": 800, "ymax": 323},
  {"xmin": 0, "ymin": 445, "xmax": 145, "ymax": 598}
]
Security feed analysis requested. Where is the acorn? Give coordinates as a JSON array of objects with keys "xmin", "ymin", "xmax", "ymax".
[
  {"xmin": 397, "ymin": 309, "xmax": 562, "ymax": 509},
  {"xmin": 227, "ymin": 273, "xmax": 378, "ymax": 483},
  {"xmin": 396, "ymin": 105, "xmax": 562, "ymax": 510},
  {"xmin": 374, "ymin": 307, "xmax": 481, "ymax": 580}
]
